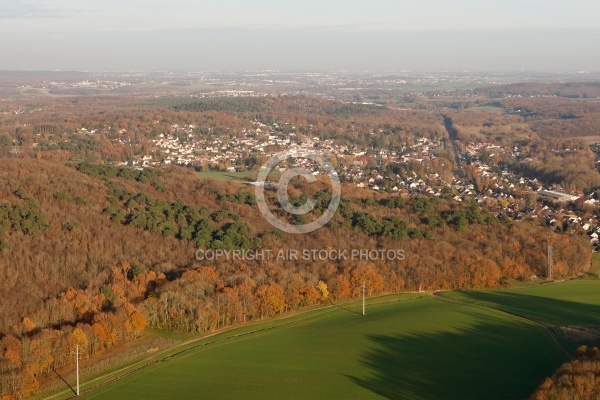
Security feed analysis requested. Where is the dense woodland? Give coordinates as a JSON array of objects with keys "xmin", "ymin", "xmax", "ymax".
[{"xmin": 532, "ymin": 346, "xmax": 600, "ymax": 400}]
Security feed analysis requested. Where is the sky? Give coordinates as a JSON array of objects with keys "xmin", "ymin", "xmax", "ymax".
[{"xmin": 0, "ymin": 0, "xmax": 599, "ymax": 71}]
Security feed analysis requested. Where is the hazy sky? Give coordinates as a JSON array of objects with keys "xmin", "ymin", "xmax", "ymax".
[{"xmin": 0, "ymin": 0, "xmax": 599, "ymax": 71}]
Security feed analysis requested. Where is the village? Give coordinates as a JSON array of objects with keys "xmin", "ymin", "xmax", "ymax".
[{"xmin": 90, "ymin": 119, "xmax": 600, "ymax": 250}]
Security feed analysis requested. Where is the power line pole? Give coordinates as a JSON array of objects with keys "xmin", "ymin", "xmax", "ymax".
[
  {"xmin": 76, "ymin": 344, "xmax": 80, "ymax": 396},
  {"xmin": 547, "ymin": 244, "xmax": 553, "ymax": 281},
  {"xmin": 362, "ymin": 281, "xmax": 366, "ymax": 316}
]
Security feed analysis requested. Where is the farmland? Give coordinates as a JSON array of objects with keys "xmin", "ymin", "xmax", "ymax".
[
  {"xmin": 195, "ymin": 171, "xmax": 253, "ymax": 182},
  {"xmin": 439, "ymin": 280, "xmax": 600, "ymax": 327},
  {"xmin": 62, "ymin": 280, "xmax": 600, "ymax": 400}
]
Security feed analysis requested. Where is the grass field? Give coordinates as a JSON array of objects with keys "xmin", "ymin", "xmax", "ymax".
[
  {"xmin": 439, "ymin": 280, "xmax": 600, "ymax": 330},
  {"xmin": 195, "ymin": 171, "xmax": 253, "ymax": 182},
  {"xmin": 588, "ymin": 252, "xmax": 600, "ymax": 277}
]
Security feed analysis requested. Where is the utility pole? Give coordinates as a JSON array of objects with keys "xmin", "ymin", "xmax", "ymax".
[
  {"xmin": 547, "ymin": 244, "xmax": 553, "ymax": 281},
  {"xmin": 362, "ymin": 281, "xmax": 366, "ymax": 316},
  {"xmin": 76, "ymin": 344, "xmax": 80, "ymax": 396}
]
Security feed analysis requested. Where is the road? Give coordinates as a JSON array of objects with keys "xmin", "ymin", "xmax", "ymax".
[{"xmin": 442, "ymin": 114, "xmax": 465, "ymax": 179}]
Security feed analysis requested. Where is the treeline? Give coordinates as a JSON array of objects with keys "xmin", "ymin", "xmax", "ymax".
[
  {"xmin": 531, "ymin": 346, "xmax": 600, "ymax": 399},
  {"xmin": 143, "ymin": 263, "xmax": 389, "ymax": 332}
]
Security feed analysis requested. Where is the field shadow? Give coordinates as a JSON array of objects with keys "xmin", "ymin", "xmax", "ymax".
[
  {"xmin": 349, "ymin": 315, "xmax": 567, "ymax": 400},
  {"xmin": 351, "ymin": 292, "xmax": 600, "ymax": 400},
  {"xmin": 451, "ymin": 290, "xmax": 600, "ymax": 327},
  {"xmin": 53, "ymin": 368, "xmax": 76, "ymax": 396}
]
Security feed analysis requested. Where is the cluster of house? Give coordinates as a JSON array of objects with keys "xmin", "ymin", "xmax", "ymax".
[
  {"xmin": 544, "ymin": 208, "xmax": 600, "ymax": 248},
  {"xmin": 20, "ymin": 80, "xmax": 131, "ymax": 90},
  {"xmin": 149, "ymin": 122, "xmax": 319, "ymax": 168},
  {"xmin": 1, "ymin": 108, "xmax": 43, "ymax": 115},
  {"xmin": 90, "ymin": 119, "xmax": 600, "ymax": 247},
  {"xmin": 185, "ymin": 90, "xmax": 265, "ymax": 98},
  {"xmin": 145, "ymin": 123, "xmax": 451, "ymax": 185},
  {"xmin": 463, "ymin": 142, "xmax": 504, "ymax": 159}
]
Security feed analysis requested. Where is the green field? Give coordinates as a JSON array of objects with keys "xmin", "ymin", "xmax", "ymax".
[
  {"xmin": 195, "ymin": 169, "xmax": 282, "ymax": 183},
  {"xmin": 438, "ymin": 280, "xmax": 600, "ymax": 350},
  {"xmin": 195, "ymin": 171, "xmax": 253, "ymax": 182},
  {"xmin": 588, "ymin": 252, "xmax": 600, "ymax": 278}
]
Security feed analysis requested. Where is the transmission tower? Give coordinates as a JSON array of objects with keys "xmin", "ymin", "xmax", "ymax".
[
  {"xmin": 362, "ymin": 281, "xmax": 366, "ymax": 316},
  {"xmin": 75, "ymin": 344, "xmax": 80, "ymax": 396},
  {"xmin": 547, "ymin": 244, "xmax": 553, "ymax": 281}
]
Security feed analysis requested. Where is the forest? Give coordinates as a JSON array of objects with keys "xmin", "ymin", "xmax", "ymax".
[{"xmin": 532, "ymin": 346, "xmax": 600, "ymax": 400}]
